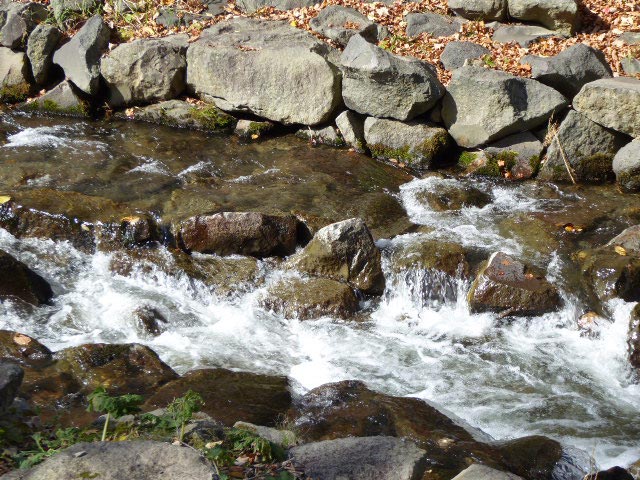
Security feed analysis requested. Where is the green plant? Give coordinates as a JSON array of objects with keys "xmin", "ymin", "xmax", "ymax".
[
  {"xmin": 482, "ymin": 54, "xmax": 496, "ymax": 68},
  {"xmin": 14, "ymin": 428, "xmax": 95, "ymax": 469},
  {"xmin": 226, "ymin": 428, "xmax": 276, "ymax": 462},
  {"xmin": 86, "ymin": 387, "xmax": 144, "ymax": 441},
  {"xmin": 164, "ymin": 390, "xmax": 204, "ymax": 442}
]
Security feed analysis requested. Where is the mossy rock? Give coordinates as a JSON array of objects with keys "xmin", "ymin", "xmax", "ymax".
[
  {"xmin": 389, "ymin": 239, "xmax": 470, "ymax": 278},
  {"xmin": 0, "ymin": 330, "xmax": 53, "ymax": 369},
  {"xmin": 499, "ymin": 213, "xmax": 560, "ymax": 255},
  {"xmin": 415, "ymin": 182, "xmax": 491, "ymax": 212},
  {"xmin": 0, "ymin": 82, "xmax": 31, "ymax": 103},
  {"xmin": 121, "ymin": 100, "xmax": 237, "ymax": 132}
]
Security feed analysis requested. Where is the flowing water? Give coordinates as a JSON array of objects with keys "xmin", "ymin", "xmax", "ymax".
[{"xmin": 1, "ymin": 112, "xmax": 639, "ymax": 469}]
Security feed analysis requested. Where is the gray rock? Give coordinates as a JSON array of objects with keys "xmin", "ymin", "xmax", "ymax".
[
  {"xmin": 287, "ymin": 218, "xmax": 385, "ymax": 295},
  {"xmin": 27, "ymin": 24, "xmax": 62, "ymax": 85},
  {"xmin": 622, "ymin": 57, "xmax": 640, "ymax": 76},
  {"xmin": 574, "ymin": 78, "xmax": 640, "ymax": 138},
  {"xmin": 52, "ymin": 15, "xmax": 110, "ymax": 95},
  {"xmin": 22, "ymin": 79, "xmax": 89, "ymax": 117},
  {"xmin": 124, "ymin": 100, "xmax": 236, "ymax": 132},
  {"xmin": 538, "ymin": 110, "xmax": 628, "ymax": 183},
  {"xmin": 50, "ymin": 0, "xmax": 103, "ymax": 22},
  {"xmin": 289, "ymin": 436, "xmax": 427, "ymax": 480},
  {"xmin": 492, "ymin": 24, "xmax": 559, "ymax": 47},
  {"xmin": 0, "ymin": 46, "xmax": 31, "ymax": 102},
  {"xmin": 335, "ymin": 110, "xmax": 366, "ymax": 152},
  {"xmin": 448, "ymin": 0, "xmax": 507, "ymax": 21},
  {"xmin": 0, "ymin": 1, "xmax": 48, "ymax": 49},
  {"xmin": 619, "ymin": 32, "xmax": 640, "ymax": 46},
  {"xmin": 440, "ymin": 41, "xmax": 490, "ymax": 71},
  {"xmin": 0, "ymin": 361, "xmax": 23, "ymax": 412},
  {"xmin": 296, "ymin": 125, "xmax": 345, "ymax": 147},
  {"xmin": 482, "ymin": 131, "xmax": 543, "ymax": 179},
  {"xmin": 442, "ymin": 65, "xmax": 568, "ymax": 148},
  {"xmin": 521, "ymin": 44, "xmax": 612, "ymax": 99},
  {"xmin": 364, "ymin": 117, "xmax": 449, "ymax": 170},
  {"xmin": 613, "ymin": 139, "xmax": 640, "ymax": 192},
  {"xmin": 508, "ymin": 0, "xmax": 579, "ymax": 35},
  {"xmin": 187, "ymin": 17, "xmax": 341, "ymax": 125},
  {"xmin": 234, "ymin": 119, "xmax": 275, "ymax": 139},
  {"xmin": 101, "ymin": 36, "xmax": 187, "ymax": 107},
  {"xmin": 341, "ymin": 34, "xmax": 443, "ymax": 121},
  {"xmin": 12, "ymin": 441, "xmax": 214, "ymax": 480},
  {"xmin": 405, "ymin": 12, "xmax": 465, "ymax": 38},
  {"xmin": 236, "ymin": 0, "xmax": 316, "ymax": 13},
  {"xmin": 452, "ymin": 464, "xmax": 524, "ymax": 480},
  {"xmin": 310, "ymin": 5, "xmax": 387, "ymax": 47},
  {"xmin": 234, "ymin": 421, "xmax": 296, "ymax": 447}
]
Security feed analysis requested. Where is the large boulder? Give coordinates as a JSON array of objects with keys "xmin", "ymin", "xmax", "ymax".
[
  {"xmin": 0, "ymin": 331, "xmax": 53, "ymax": 368},
  {"xmin": 235, "ymin": 0, "xmax": 316, "ymax": 13},
  {"xmin": 508, "ymin": 0, "xmax": 580, "ymax": 35},
  {"xmin": 442, "ymin": 66, "xmax": 567, "ymax": 148},
  {"xmin": 0, "ymin": 360, "xmax": 23, "ymax": 412},
  {"xmin": 187, "ymin": 17, "xmax": 341, "ymax": 125},
  {"xmin": 522, "ymin": 44, "xmax": 612, "ymax": 99},
  {"xmin": 0, "ymin": 249, "xmax": 53, "ymax": 306},
  {"xmin": 26, "ymin": 24, "xmax": 62, "ymax": 85},
  {"xmin": 335, "ymin": 110, "xmax": 366, "ymax": 152},
  {"xmin": 364, "ymin": 117, "xmax": 450, "ymax": 170},
  {"xmin": 440, "ymin": 41, "xmax": 491, "ymax": 71},
  {"xmin": 629, "ymin": 304, "xmax": 640, "ymax": 370},
  {"xmin": 289, "ymin": 436, "xmax": 428, "ymax": 480},
  {"xmin": 340, "ymin": 34, "xmax": 444, "ymax": 121},
  {"xmin": 452, "ymin": 464, "xmax": 523, "ymax": 480},
  {"xmin": 22, "ymin": 79, "xmax": 90, "ymax": 117},
  {"xmin": 10, "ymin": 441, "xmax": 214, "ymax": 480},
  {"xmin": 122, "ymin": 100, "xmax": 236, "ymax": 132},
  {"xmin": 101, "ymin": 36, "xmax": 187, "ymax": 107},
  {"xmin": 176, "ymin": 212, "xmax": 300, "ymax": 258},
  {"xmin": 538, "ymin": 110, "xmax": 629, "ymax": 183},
  {"xmin": 144, "ymin": 368, "xmax": 292, "ymax": 426},
  {"xmin": 468, "ymin": 252, "xmax": 561, "ymax": 316},
  {"xmin": 286, "ymin": 218, "xmax": 385, "ymax": 295},
  {"xmin": 613, "ymin": 139, "xmax": 640, "ymax": 193},
  {"xmin": 0, "ymin": 1, "xmax": 48, "ymax": 49},
  {"xmin": 310, "ymin": 5, "xmax": 387, "ymax": 47},
  {"xmin": 448, "ymin": 0, "xmax": 507, "ymax": 21},
  {"xmin": 52, "ymin": 15, "xmax": 111, "ymax": 95},
  {"xmin": 573, "ymin": 78, "xmax": 640, "ymax": 138},
  {"xmin": 0, "ymin": 47, "xmax": 31, "ymax": 103},
  {"xmin": 405, "ymin": 12, "xmax": 466, "ymax": 38}
]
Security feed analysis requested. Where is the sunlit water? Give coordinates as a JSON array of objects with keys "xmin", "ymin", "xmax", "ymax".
[{"xmin": 1, "ymin": 114, "xmax": 639, "ymax": 469}]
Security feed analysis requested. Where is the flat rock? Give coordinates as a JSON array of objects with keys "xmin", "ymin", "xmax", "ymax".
[
  {"xmin": 440, "ymin": 41, "xmax": 490, "ymax": 71},
  {"xmin": 52, "ymin": 15, "xmax": 111, "ymax": 95},
  {"xmin": 613, "ymin": 139, "xmax": 640, "ymax": 192},
  {"xmin": 538, "ymin": 110, "xmax": 629, "ymax": 183},
  {"xmin": 508, "ymin": 0, "xmax": 579, "ymax": 35},
  {"xmin": 452, "ymin": 464, "xmax": 524, "ymax": 480},
  {"xmin": 405, "ymin": 12, "xmax": 466, "ymax": 37},
  {"xmin": 448, "ymin": 0, "xmax": 507, "ymax": 21},
  {"xmin": 442, "ymin": 65, "xmax": 567, "ymax": 148},
  {"xmin": 414, "ymin": 183, "xmax": 491, "ymax": 212},
  {"xmin": 235, "ymin": 0, "xmax": 316, "ymax": 13},
  {"xmin": 492, "ymin": 24, "xmax": 559, "ymax": 47},
  {"xmin": 340, "ymin": 34, "xmax": 443, "ymax": 121},
  {"xmin": 290, "ymin": 436, "xmax": 428, "ymax": 480},
  {"xmin": 0, "ymin": 249, "xmax": 53, "ymax": 306},
  {"xmin": 0, "ymin": 1, "xmax": 48, "ymax": 49},
  {"xmin": 573, "ymin": 78, "xmax": 640, "ymax": 138},
  {"xmin": 335, "ymin": 110, "xmax": 366, "ymax": 152},
  {"xmin": 364, "ymin": 117, "xmax": 450, "ymax": 170},
  {"xmin": 187, "ymin": 17, "xmax": 341, "ymax": 125},
  {"xmin": 522, "ymin": 44, "xmax": 612, "ymax": 99},
  {"xmin": 0, "ymin": 360, "xmax": 23, "ymax": 412},
  {"xmin": 468, "ymin": 251, "xmax": 561, "ymax": 316},
  {"xmin": 123, "ymin": 100, "xmax": 236, "ymax": 132},
  {"xmin": 0, "ymin": 47, "xmax": 31, "ymax": 103},
  {"xmin": 22, "ymin": 80, "xmax": 90, "ymax": 117},
  {"xmin": 310, "ymin": 5, "xmax": 387, "ymax": 47},
  {"xmin": 27, "ymin": 24, "xmax": 62, "ymax": 85}
]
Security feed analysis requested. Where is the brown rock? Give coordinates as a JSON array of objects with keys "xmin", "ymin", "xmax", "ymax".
[
  {"xmin": 0, "ymin": 330, "xmax": 53, "ymax": 368},
  {"xmin": 0, "ymin": 250, "xmax": 53, "ymax": 306}
]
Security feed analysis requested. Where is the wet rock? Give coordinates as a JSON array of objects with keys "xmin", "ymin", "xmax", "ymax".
[
  {"xmin": 235, "ymin": 0, "xmax": 316, "ymax": 13},
  {"xmin": 296, "ymin": 125, "xmax": 345, "ymax": 147},
  {"xmin": 468, "ymin": 252, "xmax": 561, "ymax": 316},
  {"xmin": 122, "ymin": 100, "xmax": 236, "ymax": 132},
  {"xmin": 341, "ymin": 34, "xmax": 444, "ymax": 121},
  {"xmin": 95, "ymin": 214, "xmax": 159, "ymax": 250},
  {"xmin": 50, "ymin": 0, "xmax": 103, "ymax": 22},
  {"xmin": 522, "ymin": 44, "xmax": 612, "ymax": 99},
  {"xmin": 287, "ymin": 380, "xmax": 503, "ymax": 480},
  {"xmin": 452, "ymin": 464, "xmax": 523, "ymax": 480},
  {"xmin": 101, "ymin": 37, "xmax": 187, "ymax": 107},
  {"xmin": 345, "ymin": 192, "xmax": 414, "ymax": 240},
  {"xmin": 389, "ymin": 239, "xmax": 470, "ymax": 279},
  {"xmin": 11, "ymin": 441, "xmax": 214, "ymax": 480},
  {"xmin": 145, "ymin": 368, "xmax": 291, "ymax": 427},
  {"xmin": 335, "ymin": 110, "xmax": 366, "ymax": 152},
  {"xmin": 233, "ymin": 119, "xmax": 275, "ymax": 140},
  {"xmin": 573, "ymin": 78, "xmax": 640, "ymax": 138},
  {"xmin": 0, "ymin": 250, "xmax": 53, "ymax": 306},
  {"xmin": 405, "ymin": 12, "xmax": 465, "ymax": 38},
  {"xmin": 177, "ymin": 211, "xmax": 300, "ymax": 258},
  {"xmin": 364, "ymin": 117, "xmax": 450, "ymax": 170},
  {"xmin": 613, "ymin": 139, "xmax": 640, "ymax": 193},
  {"xmin": 22, "ymin": 80, "xmax": 90, "ymax": 117},
  {"xmin": 442, "ymin": 66, "xmax": 567, "ymax": 148},
  {"xmin": 287, "ymin": 218, "xmax": 385, "ymax": 295},
  {"xmin": 416, "ymin": 183, "xmax": 491, "ymax": 212},
  {"xmin": 470, "ymin": 131, "xmax": 543, "ymax": 180},
  {"xmin": 0, "ymin": 1, "xmax": 48, "ymax": 49},
  {"xmin": 440, "ymin": 41, "xmax": 491, "ymax": 71},
  {"xmin": 262, "ymin": 276, "xmax": 359, "ymax": 320},
  {"xmin": 584, "ymin": 467, "xmax": 635, "ymax": 480},
  {"xmin": 0, "ymin": 331, "xmax": 53, "ymax": 368},
  {"xmin": 290, "ymin": 436, "xmax": 428, "ymax": 480},
  {"xmin": 310, "ymin": 5, "xmax": 387, "ymax": 47},
  {"xmin": 498, "ymin": 213, "xmax": 560, "ymax": 256},
  {"xmin": 132, "ymin": 305, "xmax": 168, "ymax": 337},
  {"xmin": 52, "ymin": 15, "xmax": 111, "ymax": 95},
  {"xmin": 26, "ymin": 24, "xmax": 62, "ymax": 85},
  {"xmin": 234, "ymin": 421, "xmax": 296, "ymax": 447},
  {"xmin": 538, "ymin": 110, "xmax": 629, "ymax": 184},
  {"xmin": 187, "ymin": 17, "xmax": 341, "ymax": 125},
  {"xmin": 0, "ymin": 47, "xmax": 31, "ymax": 103},
  {"xmin": 0, "ymin": 360, "xmax": 23, "ymax": 412},
  {"xmin": 508, "ymin": 0, "xmax": 580, "ymax": 35},
  {"xmin": 492, "ymin": 25, "xmax": 559, "ymax": 47},
  {"xmin": 448, "ymin": 0, "xmax": 507, "ymax": 21}
]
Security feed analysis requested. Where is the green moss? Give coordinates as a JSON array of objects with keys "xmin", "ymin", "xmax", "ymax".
[
  {"xmin": 419, "ymin": 130, "xmax": 449, "ymax": 160},
  {"xmin": 35, "ymin": 98, "xmax": 89, "ymax": 117},
  {"xmin": 528, "ymin": 155, "xmax": 541, "ymax": 175},
  {"xmin": 248, "ymin": 121, "xmax": 273, "ymax": 136},
  {"xmin": 458, "ymin": 151, "xmax": 478, "ymax": 167},
  {"xmin": 476, "ymin": 150, "xmax": 518, "ymax": 177},
  {"xmin": 369, "ymin": 144, "xmax": 413, "ymax": 162},
  {"xmin": 190, "ymin": 105, "xmax": 236, "ymax": 131},
  {"xmin": 579, "ymin": 153, "xmax": 615, "ymax": 182},
  {"xmin": 0, "ymin": 83, "xmax": 30, "ymax": 103}
]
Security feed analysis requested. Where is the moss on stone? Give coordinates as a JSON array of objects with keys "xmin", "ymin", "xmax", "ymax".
[
  {"xmin": 0, "ymin": 83, "xmax": 30, "ymax": 103},
  {"xmin": 190, "ymin": 105, "xmax": 236, "ymax": 131},
  {"xmin": 458, "ymin": 151, "xmax": 478, "ymax": 167},
  {"xmin": 476, "ymin": 150, "xmax": 518, "ymax": 177},
  {"xmin": 579, "ymin": 152, "xmax": 615, "ymax": 182},
  {"xmin": 369, "ymin": 144, "xmax": 413, "ymax": 162},
  {"xmin": 528, "ymin": 155, "xmax": 541, "ymax": 175},
  {"xmin": 419, "ymin": 130, "xmax": 449, "ymax": 159},
  {"xmin": 248, "ymin": 121, "xmax": 273, "ymax": 136}
]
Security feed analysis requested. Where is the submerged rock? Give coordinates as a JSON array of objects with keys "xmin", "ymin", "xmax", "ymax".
[
  {"xmin": 0, "ymin": 360, "xmax": 23, "ymax": 412},
  {"xmin": 585, "ymin": 467, "xmax": 635, "ymax": 480},
  {"xmin": 415, "ymin": 182, "xmax": 491, "ymax": 212},
  {"xmin": 0, "ymin": 250, "xmax": 53, "ymax": 306},
  {"xmin": 498, "ymin": 213, "xmax": 560, "ymax": 256},
  {"xmin": 389, "ymin": 239, "xmax": 470, "ymax": 279},
  {"xmin": 468, "ymin": 252, "xmax": 561, "ymax": 316},
  {"xmin": 452, "ymin": 464, "xmax": 523, "ymax": 480},
  {"xmin": 287, "ymin": 218, "xmax": 385, "ymax": 295},
  {"xmin": 0, "ymin": 47, "xmax": 31, "ymax": 103},
  {"xmin": 613, "ymin": 139, "xmax": 640, "ymax": 193},
  {"xmin": 508, "ymin": 0, "xmax": 580, "ymax": 35},
  {"xmin": 26, "ymin": 24, "xmax": 62, "ymax": 85},
  {"xmin": 122, "ymin": 100, "xmax": 236, "ymax": 132},
  {"xmin": 145, "ymin": 368, "xmax": 291, "ymax": 426},
  {"xmin": 132, "ymin": 305, "xmax": 168, "ymax": 337},
  {"xmin": 310, "ymin": 5, "xmax": 387, "ymax": 46}
]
